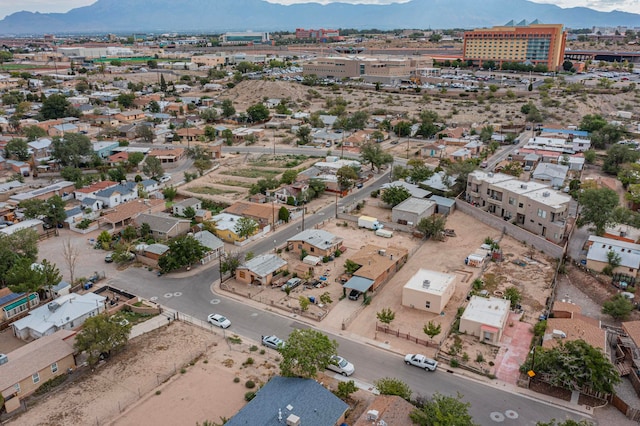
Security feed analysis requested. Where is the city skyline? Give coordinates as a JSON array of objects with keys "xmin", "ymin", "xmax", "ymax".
[{"xmin": 1, "ymin": 0, "xmax": 640, "ymax": 21}]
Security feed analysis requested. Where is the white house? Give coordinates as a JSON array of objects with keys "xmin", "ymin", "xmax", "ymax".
[
  {"xmin": 459, "ymin": 296, "xmax": 510, "ymax": 345},
  {"xmin": 94, "ymin": 182, "xmax": 139, "ymax": 208},
  {"xmin": 172, "ymin": 197, "xmax": 202, "ymax": 216},
  {"xmin": 12, "ymin": 293, "xmax": 106, "ymax": 341},
  {"xmin": 402, "ymin": 269, "xmax": 456, "ymax": 313},
  {"xmin": 532, "ymin": 163, "xmax": 569, "ymax": 188},
  {"xmin": 586, "ymin": 236, "xmax": 640, "ymax": 278}
]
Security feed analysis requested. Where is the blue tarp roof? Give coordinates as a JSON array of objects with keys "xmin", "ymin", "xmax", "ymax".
[{"xmin": 343, "ymin": 276, "xmax": 374, "ymax": 292}]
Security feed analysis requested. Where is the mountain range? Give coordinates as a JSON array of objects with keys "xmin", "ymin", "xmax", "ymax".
[{"xmin": 1, "ymin": 0, "xmax": 639, "ymax": 35}]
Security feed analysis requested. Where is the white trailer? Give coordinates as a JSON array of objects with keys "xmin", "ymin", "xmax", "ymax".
[{"xmin": 375, "ymin": 229, "xmax": 393, "ymax": 238}]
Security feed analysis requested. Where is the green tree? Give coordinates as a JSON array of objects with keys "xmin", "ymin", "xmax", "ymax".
[
  {"xmin": 479, "ymin": 125, "xmax": 494, "ymax": 143},
  {"xmin": 376, "ymin": 308, "xmax": 396, "ymax": 326},
  {"xmin": 335, "ymin": 380, "xmax": 358, "ymax": 401},
  {"xmin": 579, "ymin": 114, "xmax": 607, "ymax": 133},
  {"xmin": 143, "ymin": 156, "xmax": 164, "ymax": 178},
  {"xmin": 279, "ymin": 329, "xmax": 338, "ymax": 378},
  {"xmin": 374, "ymin": 377, "xmax": 412, "ymax": 400},
  {"xmin": 394, "ymin": 121, "xmax": 412, "ymax": 137},
  {"xmin": 220, "ymin": 252, "xmax": 243, "ymax": 276},
  {"xmin": 74, "ymin": 315, "xmax": 132, "ymax": 365},
  {"xmin": 160, "ymin": 74, "xmax": 167, "ymax": 92},
  {"xmin": 536, "ymin": 420, "xmax": 594, "ymax": 426},
  {"xmin": 278, "ymin": 206, "xmax": 290, "ymax": 223},
  {"xmin": 504, "ymin": 287, "xmax": 522, "ymax": 309},
  {"xmin": 410, "ymin": 392, "xmax": 478, "ymax": 426},
  {"xmin": 381, "ymin": 185, "xmax": 411, "ymax": 207},
  {"xmin": 4, "ymin": 138, "xmax": 30, "ymax": 161},
  {"xmin": 523, "ymin": 340, "xmax": 620, "ymax": 394},
  {"xmin": 122, "ymin": 225, "xmax": 138, "ymax": 242},
  {"xmin": 158, "ymin": 235, "xmax": 207, "ymax": 272},
  {"xmin": 221, "ymin": 99, "xmax": 235, "ymax": 118},
  {"xmin": 162, "ymin": 186, "xmax": 177, "ymax": 201},
  {"xmin": 108, "ymin": 166, "xmax": 127, "ymax": 183},
  {"xmin": 127, "ymin": 151, "xmax": 145, "ymax": 169},
  {"xmin": 296, "ymin": 125, "xmax": 311, "ymax": 145},
  {"xmin": 359, "ymin": 142, "xmax": 393, "ymax": 172},
  {"xmin": 416, "ymin": 214, "xmax": 447, "ymax": 240},
  {"xmin": 183, "ymin": 206, "xmax": 196, "ymax": 219},
  {"xmin": 502, "ymin": 162, "xmax": 523, "ymax": 177},
  {"xmin": 51, "ymin": 133, "xmax": 93, "ymax": 167},
  {"xmin": 336, "ymin": 165, "xmax": 359, "ymax": 191},
  {"xmin": 46, "ymin": 195, "xmax": 67, "ymax": 228},
  {"xmin": 40, "ymin": 94, "xmax": 72, "ymax": 120},
  {"xmin": 298, "ymin": 295, "xmax": 310, "ymax": 311},
  {"xmin": 246, "ymin": 103, "xmax": 270, "ymax": 122},
  {"xmin": 200, "ymin": 108, "xmax": 218, "ymax": 123},
  {"xmin": 602, "ymin": 294, "xmax": 634, "ymax": 320},
  {"xmin": 117, "ymin": 93, "xmax": 136, "ymax": 109},
  {"xmin": 344, "ymin": 259, "xmax": 361, "ymax": 275},
  {"xmin": 194, "ymin": 158, "xmax": 213, "ymax": 176},
  {"xmin": 577, "ymin": 188, "xmax": 619, "ymax": 235},
  {"xmin": 148, "ymin": 100, "xmax": 161, "ymax": 113},
  {"xmin": 603, "ymin": 144, "xmax": 639, "ymax": 175},
  {"xmin": 140, "ymin": 222, "xmax": 151, "ymax": 238},
  {"xmin": 22, "ymin": 125, "xmax": 47, "ymax": 141},
  {"xmin": 136, "ymin": 125, "xmax": 155, "ymax": 143},
  {"xmin": 423, "ymin": 321, "xmax": 442, "ymax": 342},
  {"xmin": 234, "ymin": 217, "xmax": 258, "ymax": 239},
  {"xmin": 281, "ymin": 169, "xmax": 299, "ymax": 185},
  {"xmin": 0, "ymin": 229, "xmax": 39, "ymax": 286},
  {"xmin": 6, "ymin": 257, "xmax": 46, "ymax": 294}
]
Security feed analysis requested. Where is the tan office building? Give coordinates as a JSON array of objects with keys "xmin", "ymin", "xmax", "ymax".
[
  {"xmin": 303, "ymin": 56, "xmax": 432, "ymax": 84},
  {"xmin": 463, "ymin": 22, "xmax": 567, "ymax": 71}
]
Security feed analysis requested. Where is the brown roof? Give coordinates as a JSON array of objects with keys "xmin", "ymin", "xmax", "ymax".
[
  {"xmin": 100, "ymin": 199, "xmax": 165, "ymax": 225},
  {"xmin": 348, "ymin": 244, "xmax": 408, "ymax": 281},
  {"xmin": 148, "ymin": 148, "xmax": 185, "ymax": 158},
  {"xmin": 108, "ymin": 152, "xmax": 129, "ymax": 162},
  {"xmin": 353, "ymin": 395, "xmax": 414, "ymax": 426},
  {"xmin": 0, "ymin": 330, "xmax": 76, "ymax": 392},
  {"xmin": 75, "ymin": 180, "xmax": 118, "ymax": 194},
  {"xmin": 543, "ymin": 315, "xmax": 605, "ymax": 351},
  {"xmin": 176, "ymin": 128, "xmax": 205, "ymax": 137},
  {"xmin": 622, "ymin": 321, "xmax": 640, "ymax": 347},
  {"xmin": 223, "ymin": 201, "xmax": 282, "ymax": 223},
  {"xmin": 552, "ymin": 301, "xmax": 582, "ymax": 315}
]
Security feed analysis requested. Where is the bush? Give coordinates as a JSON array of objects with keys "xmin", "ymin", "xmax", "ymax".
[
  {"xmin": 180, "ymin": 368, "xmax": 187, "ymax": 374},
  {"xmin": 450, "ymin": 358, "xmax": 460, "ymax": 368},
  {"xmin": 243, "ymin": 357, "xmax": 255, "ymax": 367},
  {"xmin": 259, "ymin": 349, "xmax": 265, "ymax": 355},
  {"xmin": 34, "ymin": 374, "xmax": 68, "ymax": 396},
  {"xmin": 233, "ymin": 377, "xmax": 240, "ymax": 383},
  {"xmin": 245, "ymin": 391, "xmax": 256, "ymax": 401},
  {"xmin": 245, "ymin": 380, "xmax": 256, "ymax": 389},
  {"xmin": 249, "ymin": 345, "xmax": 258, "ymax": 352},
  {"xmin": 155, "ymin": 390, "xmax": 162, "ymax": 395}
]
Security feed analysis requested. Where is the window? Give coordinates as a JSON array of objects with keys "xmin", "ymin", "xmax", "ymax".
[
  {"xmin": 310, "ymin": 247, "xmax": 315, "ymax": 253},
  {"xmin": 537, "ymin": 209, "xmax": 547, "ymax": 219},
  {"xmin": 51, "ymin": 363, "xmax": 58, "ymax": 373},
  {"xmin": 14, "ymin": 383, "xmax": 20, "ymax": 393},
  {"xmin": 508, "ymin": 197, "xmax": 515, "ymax": 206},
  {"xmin": 239, "ymin": 271, "xmax": 245, "ymax": 279},
  {"xmin": 518, "ymin": 203, "xmax": 523, "ymax": 208},
  {"xmin": 32, "ymin": 372, "xmax": 40, "ymax": 384},
  {"xmin": 425, "ymin": 301, "xmax": 431, "ymax": 309}
]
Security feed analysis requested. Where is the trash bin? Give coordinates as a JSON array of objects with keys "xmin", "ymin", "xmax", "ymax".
[
  {"xmin": 308, "ymin": 296, "xmax": 316, "ymax": 304},
  {"xmin": 83, "ymin": 282, "xmax": 93, "ymax": 290}
]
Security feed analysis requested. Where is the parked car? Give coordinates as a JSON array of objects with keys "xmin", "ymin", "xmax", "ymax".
[
  {"xmin": 404, "ymin": 354, "xmax": 438, "ymax": 371},
  {"xmin": 326, "ymin": 355, "xmax": 355, "ymax": 376},
  {"xmin": 281, "ymin": 277, "xmax": 302, "ymax": 292},
  {"xmin": 348, "ymin": 289, "xmax": 361, "ymax": 300},
  {"xmin": 261, "ymin": 335, "xmax": 285, "ymax": 350},
  {"xmin": 104, "ymin": 253, "xmax": 114, "ymax": 263},
  {"xmin": 159, "ymin": 174, "xmax": 172, "ymax": 183},
  {"xmin": 207, "ymin": 313, "xmax": 231, "ymax": 329}
]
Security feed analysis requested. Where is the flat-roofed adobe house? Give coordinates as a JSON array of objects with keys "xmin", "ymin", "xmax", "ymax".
[
  {"xmin": 0, "ymin": 330, "xmax": 77, "ymax": 413},
  {"xmin": 287, "ymin": 229, "xmax": 343, "ymax": 258},
  {"xmin": 459, "ymin": 296, "xmax": 510, "ymax": 345},
  {"xmin": 402, "ymin": 269, "xmax": 456, "ymax": 313},
  {"xmin": 235, "ymin": 254, "xmax": 287, "ymax": 286}
]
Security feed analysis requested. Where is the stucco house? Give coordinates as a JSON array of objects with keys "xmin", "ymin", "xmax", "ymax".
[
  {"xmin": 94, "ymin": 182, "xmax": 139, "ymax": 208},
  {"xmin": 235, "ymin": 254, "xmax": 287, "ymax": 286},
  {"xmin": 586, "ymin": 236, "xmax": 640, "ymax": 278},
  {"xmin": 392, "ymin": 197, "xmax": 436, "ymax": 226},
  {"xmin": 134, "ymin": 213, "xmax": 191, "ymax": 240},
  {"xmin": 402, "ymin": 269, "xmax": 456, "ymax": 314},
  {"xmin": 172, "ymin": 197, "xmax": 202, "ymax": 217},
  {"xmin": 459, "ymin": 296, "xmax": 510, "ymax": 345},
  {"xmin": 287, "ymin": 229, "xmax": 343, "ymax": 258}
]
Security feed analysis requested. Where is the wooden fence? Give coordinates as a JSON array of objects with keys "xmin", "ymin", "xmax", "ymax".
[
  {"xmin": 610, "ymin": 393, "xmax": 640, "ymax": 422},
  {"xmin": 375, "ymin": 323, "xmax": 436, "ymax": 348}
]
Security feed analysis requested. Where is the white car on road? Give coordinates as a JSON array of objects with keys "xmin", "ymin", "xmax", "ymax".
[
  {"xmin": 207, "ymin": 313, "xmax": 231, "ymax": 329},
  {"xmin": 404, "ymin": 354, "xmax": 438, "ymax": 371},
  {"xmin": 261, "ymin": 335, "xmax": 285, "ymax": 350},
  {"xmin": 326, "ymin": 355, "xmax": 355, "ymax": 376}
]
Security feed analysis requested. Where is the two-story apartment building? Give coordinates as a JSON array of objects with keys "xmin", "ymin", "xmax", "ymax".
[{"xmin": 466, "ymin": 171, "xmax": 571, "ymax": 244}]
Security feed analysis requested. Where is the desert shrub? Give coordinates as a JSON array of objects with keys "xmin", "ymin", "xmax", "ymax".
[{"xmin": 245, "ymin": 380, "xmax": 256, "ymax": 389}]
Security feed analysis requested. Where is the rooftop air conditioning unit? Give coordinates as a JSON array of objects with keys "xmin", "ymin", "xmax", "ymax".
[
  {"xmin": 286, "ymin": 414, "xmax": 301, "ymax": 426},
  {"xmin": 367, "ymin": 410, "xmax": 380, "ymax": 421}
]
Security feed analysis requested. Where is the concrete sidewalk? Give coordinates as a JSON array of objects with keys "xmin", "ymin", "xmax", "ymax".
[{"xmin": 129, "ymin": 307, "xmax": 176, "ymax": 339}]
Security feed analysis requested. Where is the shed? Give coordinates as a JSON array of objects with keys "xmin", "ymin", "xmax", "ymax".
[
  {"xmin": 429, "ymin": 195, "xmax": 456, "ymax": 216},
  {"xmin": 392, "ymin": 197, "xmax": 436, "ymax": 225},
  {"xmin": 465, "ymin": 253, "xmax": 485, "ymax": 267},
  {"xmin": 303, "ymin": 255, "xmax": 322, "ymax": 266}
]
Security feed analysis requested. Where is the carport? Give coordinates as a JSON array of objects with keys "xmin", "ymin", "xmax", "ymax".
[{"xmin": 343, "ymin": 276, "xmax": 374, "ymax": 293}]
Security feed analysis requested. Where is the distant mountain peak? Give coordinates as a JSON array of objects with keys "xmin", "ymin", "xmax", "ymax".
[{"xmin": 0, "ymin": 0, "xmax": 638, "ymax": 35}]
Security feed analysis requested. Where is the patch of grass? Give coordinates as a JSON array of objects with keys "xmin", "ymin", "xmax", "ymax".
[
  {"xmin": 217, "ymin": 180, "xmax": 254, "ymax": 189},
  {"xmin": 249, "ymin": 345, "xmax": 258, "ymax": 352},
  {"xmin": 233, "ymin": 377, "xmax": 240, "ymax": 383},
  {"xmin": 242, "ymin": 357, "xmax": 255, "ymax": 367},
  {"xmin": 155, "ymin": 390, "xmax": 162, "ymax": 395},
  {"xmin": 219, "ymin": 169, "xmax": 281, "ymax": 179},
  {"xmin": 188, "ymin": 186, "xmax": 239, "ymax": 195},
  {"xmin": 180, "ymin": 368, "xmax": 187, "ymax": 374}
]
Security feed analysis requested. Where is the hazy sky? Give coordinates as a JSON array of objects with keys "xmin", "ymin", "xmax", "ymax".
[{"xmin": 1, "ymin": 0, "xmax": 639, "ymax": 20}]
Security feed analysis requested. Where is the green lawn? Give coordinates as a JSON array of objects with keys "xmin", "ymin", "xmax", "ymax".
[
  {"xmin": 219, "ymin": 169, "xmax": 282, "ymax": 179},
  {"xmin": 217, "ymin": 180, "xmax": 254, "ymax": 189},
  {"xmin": 189, "ymin": 186, "xmax": 239, "ymax": 195},
  {"xmin": 1, "ymin": 64, "xmax": 50, "ymax": 70},
  {"xmin": 249, "ymin": 154, "xmax": 309, "ymax": 168}
]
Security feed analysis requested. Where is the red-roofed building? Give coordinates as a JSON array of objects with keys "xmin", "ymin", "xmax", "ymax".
[
  {"xmin": 107, "ymin": 151, "xmax": 129, "ymax": 167},
  {"xmin": 74, "ymin": 181, "xmax": 118, "ymax": 201}
]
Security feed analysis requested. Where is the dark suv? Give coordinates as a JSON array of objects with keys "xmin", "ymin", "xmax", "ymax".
[{"xmin": 348, "ymin": 289, "xmax": 361, "ymax": 300}]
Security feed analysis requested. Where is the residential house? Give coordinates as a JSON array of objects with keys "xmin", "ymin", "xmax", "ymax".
[
  {"xmin": 5, "ymin": 160, "xmax": 30, "ymax": 176},
  {"xmin": 98, "ymin": 198, "xmax": 165, "ymax": 230},
  {"xmin": 12, "ymin": 293, "xmax": 106, "ymax": 341},
  {"xmin": 27, "ymin": 138, "xmax": 53, "ymax": 161},
  {"xmin": 49, "ymin": 123, "xmax": 78, "ymax": 137},
  {"xmin": 312, "ymin": 129, "xmax": 343, "ymax": 146},
  {"xmin": 466, "ymin": 171, "xmax": 571, "ymax": 244},
  {"xmin": 402, "ymin": 269, "xmax": 456, "ymax": 313},
  {"xmin": 343, "ymin": 245, "xmax": 408, "ymax": 294},
  {"xmin": 94, "ymin": 182, "xmax": 139, "ymax": 208},
  {"xmin": 0, "ymin": 288, "xmax": 40, "ymax": 322},
  {"xmin": 210, "ymin": 213, "xmax": 257, "ymax": 243},
  {"xmin": 74, "ymin": 180, "xmax": 118, "ymax": 202},
  {"xmin": 429, "ymin": 195, "xmax": 456, "ymax": 216},
  {"xmin": 532, "ymin": 163, "xmax": 569, "ymax": 188},
  {"xmin": 63, "ymin": 206, "xmax": 84, "ymax": 227},
  {"xmin": 353, "ymin": 395, "xmax": 414, "ymax": 426},
  {"xmin": 118, "ymin": 123, "xmax": 139, "ymax": 139},
  {"xmin": 464, "ymin": 140, "xmax": 484, "ymax": 156},
  {"xmin": 10, "ymin": 181, "xmax": 75, "ymax": 204},
  {"xmin": 223, "ymin": 201, "xmax": 285, "ymax": 230},
  {"xmin": 450, "ymin": 148, "xmax": 472, "ymax": 161},
  {"xmin": 392, "ymin": 197, "xmax": 436, "ymax": 226},
  {"xmin": 193, "ymin": 230, "xmax": 224, "ymax": 261},
  {"xmin": 438, "ymin": 126, "xmax": 467, "ymax": 139},
  {"xmin": 273, "ymin": 181, "xmax": 310, "ymax": 205},
  {"xmin": 172, "ymin": 198, "xmax": 202, "ymax": 217},
  {"xmin": 107, "ymin": 151, "xmax": 129, "ymax": 167},
  {"xmin": 0, "ymin": 181, "xmax": 23, "ymax": 203},
  {"xmin": 419, "ymin": 171, "xmax": 456, "ymax": 195},
  {"xmin": 0, "ymin": 219, "xmax": 44, "ymax": 236},
  {"xmin": 226, "ymin": 376, "xmax": 348, "ymax": 426},
  {"xmin": 147, "ymin": 148, "xmax": 185, "ymax": 164},
  {"xmin": 586, "ymin": 236, "xmax": 640, "ymax": 278},
  {"xmin": 134, "ymin": 213, "xmax": 191, "ymax": 240},
  {"xmin": 287, "ymin": 229, "xmax": 343, "ymax": 258},
  {"xmin": 114, "ymin": 110, "xmax": 146, "ymax": 122},
  {"xmin": 92, "ymin": 141, "xmax": 119, "ymax": 159},
  {"xmin": 143, "ymin": 243, "xmax": 170, "ymax": 261},
  {"xmin": 45, "ymin": 281, "xmax": 71, "ymax": 299},
  {"xmin": 543, "ymin": 301, "xmax": 606, "ymax": 352},
  {"xmin": 459, "ymin": 296, "xmax": 510, "ymax": 345},
  {"xmin": 319, "ymin": 114, "xmax": 338, "ymax": 128},
  {"xmin": 0, "ymin": 330, "xmax": 77, "ymax": 412},
  {"xmin": 139, "ymin": 179, "xmax": 161, "ymax": 195},
  {"xmin": 421, "ymin": 142, "xmax": 446, "ymax": 158},
  {"xmin": 232, "ymin": 127, "xmax": 264, "ymax": 142},
  {"xmin": 381, "ymin": 181, "xmax": 431, "ymax": 199},
  {"xmin": 235, "ymin": 254, "xmax": 287, "ymax": 286},
  {"xmin": 175, "ymin": 127, "xmax": 205, "ymax": 144}
]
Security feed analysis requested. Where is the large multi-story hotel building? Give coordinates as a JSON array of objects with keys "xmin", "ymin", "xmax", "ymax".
[{"xmin": 463, "ymin": 21, "xmax": 567, "ymax": 70}]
